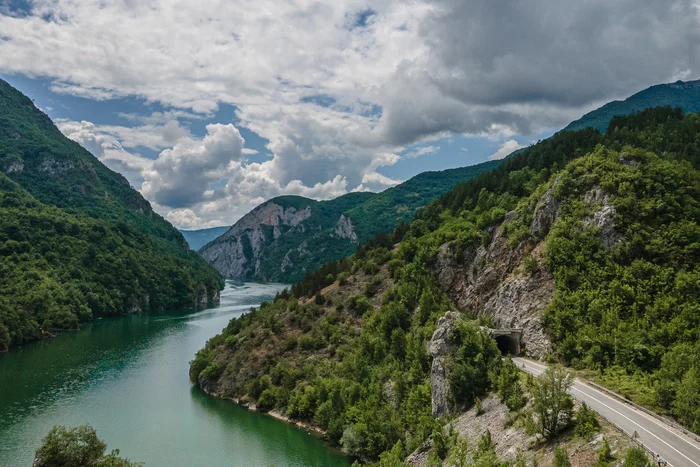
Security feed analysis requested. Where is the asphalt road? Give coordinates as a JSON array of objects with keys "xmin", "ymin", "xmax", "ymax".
[{"xmin": 513, "ymin": 358, "xmax": 700, "ymax": 467}]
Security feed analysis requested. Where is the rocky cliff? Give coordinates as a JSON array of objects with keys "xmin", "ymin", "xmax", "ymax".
[
  {"xmin": 199, "ymin": 199, "xmax": 315, "ymax": 280},
  {"xmin": 198, "ymin": 161, "xmax": 502, "ymax": 283}
]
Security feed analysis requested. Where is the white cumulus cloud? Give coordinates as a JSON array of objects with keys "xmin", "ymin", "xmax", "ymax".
[
  {"xmin": 489, "ymin": 140, "xmax": 526, "ymax": 161},
  {"xmin": 6, "ymin": 0, "xmax": 700, "ymax": 227}
]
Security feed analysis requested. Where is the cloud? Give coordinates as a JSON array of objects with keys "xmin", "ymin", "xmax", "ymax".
[
  {"xmin": 489, "ymin": 140, "xmax": 526, "ymax": 161},
  {"xmin": 57, "ymin": 119, "xmax": 151, "ymax": 186},
  {"xmin": 353, "ymin": 171, "xmax": 402, "ymax": 193},
  {"xmin": 404, "ymin": 145, "xmax": 439, "ymax": 159},
  {"xmin": 142, "ymin": 123, "xmax": 245, "ymax": 208},
  {"xmin": 5, "ymin": 0, "xmax": 700, "ymax": 227}
]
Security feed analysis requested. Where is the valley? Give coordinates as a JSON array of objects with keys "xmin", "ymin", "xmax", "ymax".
[
  {"xmin": 190, "ymin": 108, "xmax": 700, "ymax": 465},
  {"xmin": 1, "ymin": 48, "xmax": 699, "ymax": 466},
  {"xmin": 0, "ymin": 282, "xmax": 348, "ymax": 467}
]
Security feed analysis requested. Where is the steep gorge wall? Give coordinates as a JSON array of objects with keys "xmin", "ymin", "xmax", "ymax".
[
  {"xmin": 433, "ymin": 173, "xmax": 623, "ymax": 359},
  {"xmin": 199, "ymin": 201, "xmax": 313, "ymax": 280},
  {"xmin": 434, "ymin": 213, "xmax": 554, "ymax": 359}
]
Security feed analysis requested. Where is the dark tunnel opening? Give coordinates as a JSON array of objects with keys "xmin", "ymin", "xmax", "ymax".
[{"xmin": 495, "ymin": 334, "xmax": 520, "ymax": 356}]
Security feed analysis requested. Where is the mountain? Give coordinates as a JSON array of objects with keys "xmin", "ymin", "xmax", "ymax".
[
  {"xmin": 0, "ymin": 79, "xmax": 224, "ymax": 351},
  {"xmin": 565, "ymin": 78, "xmax": 700, "ymax": 132},
  {"xmin": 190, "ymin": 107, "xmax": 700, "ymax": 462},
  {"xmin": 199, "ymin": 161, "xmax": 501, "ymax": 283},
  {"xmin": 180, "ymin": 226, "xmax": 230, "ymax": 251}
]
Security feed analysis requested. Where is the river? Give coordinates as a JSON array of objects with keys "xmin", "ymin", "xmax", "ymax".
[{"xmin": 0, "ymin": 282, "xmax": 350, "ymax": 467}]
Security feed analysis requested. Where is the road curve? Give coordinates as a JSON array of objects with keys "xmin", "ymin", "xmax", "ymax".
[{"xmin": 513, "ymin": 358, "xmax": 700, "ymax": 467}]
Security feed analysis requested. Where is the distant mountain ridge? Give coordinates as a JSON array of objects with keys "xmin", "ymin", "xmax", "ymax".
[
  {"xmin": 181, "ymin": 226, "xmax": 230, "ymax": 251},
  {"xmin": 0, "ymin": 79, "xmax": 223, "ymax": 350},
  {"xmin": 199, "ymin": 161, "xmax": 501, "ymax": 283},
  {"xmin": 565, "ymin": 79, "xmax": 700, "ymax": 133}
]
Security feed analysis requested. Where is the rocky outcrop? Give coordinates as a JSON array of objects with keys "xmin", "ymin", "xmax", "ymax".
[
  {"xmin": 6, "ymin": 161, "xmax": 23, "ymax": 173},
  {"xmin": 434, "ymin": 178, "xmax": 566, "ymax": 359},
  {"xmin": 434, "ymin": 220, "xmax": 553, "ymax": 358},
  {"xmin": 529, "ymin": 177, "xmax": 560, "ymax": 237},
  {"xmin": 39, "ymin": 157, "xmax": 74, "ymax": 177},
  {"xmin": 583, "ymin": 186, "xmax": 623, "ymax": 249},
  {"xmin": 408, "ymin": 395, "xmax": 534, "ymax": 466},
  {"xmin": 334, "ymin": 214, "xmax": 358, "ymax": 243},
  {"xmin": 199, "ymin": 200, "xmax": 313, "ymax": 280},
  {"xmin": 430, "ymin": 311, "xmax": 460, "ymax": 417}
]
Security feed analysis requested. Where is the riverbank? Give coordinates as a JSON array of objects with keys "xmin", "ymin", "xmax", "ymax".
[
  {"xmin": 0, "ymin": 282, "xmax": 349, "ymax": 467},
  {"xmin": 202, "ymin": 388, "xmax": 328, "ymax": 437}
]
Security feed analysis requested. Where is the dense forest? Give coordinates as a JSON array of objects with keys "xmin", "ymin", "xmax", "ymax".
[
  {"xmin": 0, "ymin": 80, "xmax": 224, "ymax": 351},
  {"xmin": 191, "ymin": 107, "xmax": 700, "ymax": 463},
  {"xmin": 200, "ymin": 160, "xmax": 502, "ymax": 283}
]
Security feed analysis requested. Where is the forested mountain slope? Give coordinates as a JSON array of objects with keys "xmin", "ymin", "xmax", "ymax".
[
  {"xmin": 199, "ymin": 161, "xmax": 501, "ymax": 283},
  {"xmin": 191, "ymin": 108, "xmax": 700, "ymax": 463},
  {"xmin": 565, "ymin": 78, "xmax": 700, "ymax": 132},
  {"xmin": 0, "ymin": 80, "xmax": 223, "ymax": 351}
]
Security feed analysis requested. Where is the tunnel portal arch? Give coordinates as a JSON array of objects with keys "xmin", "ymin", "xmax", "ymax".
[
  {"xmin": 489, "ymin": 329, "xmax": 522, "ymax": 356},
  {"xmin": 495, "ymin": 334, "xmax": 520, "ymax": 356}
]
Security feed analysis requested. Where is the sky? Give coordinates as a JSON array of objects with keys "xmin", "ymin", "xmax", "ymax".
[{"xmin": 1, "ymin": 0, "xmax": 699, "ymax": 229}]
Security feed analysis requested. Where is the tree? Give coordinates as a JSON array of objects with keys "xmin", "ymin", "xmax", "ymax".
[
  {"xmin": 674, "ymin": 366, "xmax": 700, "ymax": 432},
  {"xmin": 376, "ymin": 440, "xmax": 407, "ymax": 467},
  {"xmin": 553, "ymin": 446, "xmax": 571, "ymax": 467},
  {"xmin": 574, "ymin": 402, "xmax": 600, "ymax": 439},
  {"xmin": 34, "ymin": 425, "xmax": 142, "ymax": 467},
  {"xmin": 34, "ymin": 425, "xmax": 106, "ymax": 467},
  {"xmin": 529, "ymin": 366, "xmax": 574, "ymax": 438},
  {"xmin": 595, "ymin": 437, "xmax": 612, "ymax": 466},
  {"xmin": 497, "ymin": 357, "xmax": 526, "ymax": 411},
  {"xmin": 622, "ymin": 447, "xmax": 652, "ymax": 467},
  {"xmin": 472, "ymin": 430, "xmax": 501, "ymax": 467}
]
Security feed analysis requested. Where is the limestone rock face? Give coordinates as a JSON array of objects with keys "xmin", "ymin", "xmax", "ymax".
[
  {"xmin": 199, "ymin": 201, "xmax": 312, "ymax": 280},
  {"xmin": 6, "ymin": 161, "xmax": 23, "ymax": 173},
  {"xmin": 529, "ymin": 177, "xmax": 560, "ymax": 236},
  {"xmin": 583, "ymin": 186, "xmax": 623, "ymax": 249},
  {"xmin": 334, "ymin": 214, "xmax": 358, "ymax": 243},
  {"xmin": 432, "ymin": 177, "xmax": 570, "ymax": 359},
  {"xmin": 430, "ymin": 311, "xmax": 460, "ymax": 417},
  {"xmin": 39, "ymin": 157, "xmax": 74, "ymax": 177},
  {"xmin": 434, "ymin": 219, "xmax": 553, "ymax": 358}
]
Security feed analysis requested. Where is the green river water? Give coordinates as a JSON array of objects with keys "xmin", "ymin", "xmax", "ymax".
[{"xmin": 0, "ymin": 282, "xmax": 350, "ymax": 467}]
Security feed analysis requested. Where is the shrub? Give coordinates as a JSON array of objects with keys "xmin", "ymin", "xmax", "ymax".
[
  {"xmin": 257, "ymin": 389, "xmax": 276, "ymax": 412},
  {"xmin": 523, "ymin": 254, "xmax": 539, "ymax": 275},
  {"xmin": 347, "ymin": 295, "xmax": 372, "ymax": 315},
  {"xmin": 200, "ymin": 362, "xmax": 225, "ymax": 381},
  {"xmin": 365, "ymin": 280, "xmax": 377, "ymax": 298},
  {"xmin": 553, "ymin": 446, "xmax": 571, "ymax": 467},
  {"xmin": 575, "ymin": 402, "xmax": 600, "ymax": 439},
  {"xmin": 497, "ymin": 357, "xmax": 526, "ymax": 411},
  {"xmin": 596, "ymin": 437, "xmax": 612, "ymax": 466},
  {"xmin": 189, "ymin": 349, "xmax": 214, "ymax": 384},
  {"xmin": 622, "ymin": 447, "xmax": 652, "ymax": 467},
  {"xmin": 282, "ymin": 336, "xmax": 298, "ymax": 351},
  {"xmin": 363, "ymin": 260, "xmax": 379, "ymax": 275},
  {"xmin": 337, "ymin": 271, "xmax": 350, "ymax": 285}
]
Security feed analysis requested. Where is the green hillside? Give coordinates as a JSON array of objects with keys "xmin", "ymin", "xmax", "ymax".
[
  {"xmin": 565, "ymin": 79, "xmax": 700, "ymax": 133},
  {"xmin": 346, "ymin": 162, "xmax": 502, "ymax": 244},
  {"xmin": 191, "ymin": 108, "xmax": 700, "ymax": 462},
  {"xmin": 0, "ymin": 79, "xmax": 224, "ymax": 351}
]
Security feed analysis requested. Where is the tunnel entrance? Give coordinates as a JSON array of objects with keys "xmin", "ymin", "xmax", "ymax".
[{"xmin": 495, "ymin": 334, "xmax": 520, "ymax": 356}]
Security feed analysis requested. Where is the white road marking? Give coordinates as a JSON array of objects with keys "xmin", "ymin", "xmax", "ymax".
[{"xmin": 515, "ymin": 358, "xmax": 700, "ymax": 467}]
